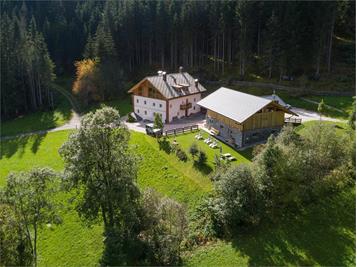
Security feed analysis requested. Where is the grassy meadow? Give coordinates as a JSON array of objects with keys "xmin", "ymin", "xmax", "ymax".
[{"xmin": 0, "ymin": 121, "xmax": 355, "ymax": 266}]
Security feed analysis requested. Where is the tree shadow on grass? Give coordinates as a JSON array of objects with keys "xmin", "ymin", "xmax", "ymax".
[
  {"xmin": 158, "ymin": 138, "xmax": 172, "ymax": 154},
  {"xmin": 230, "ymin": 189, "xmax": 355, "ymax": 266},
  {"xmin": 1, "ymin": 93, "xmax": 71, "ymax": 137},
  {"xmin": 31, "ymin": 132, "xmax": 47, "ymax": 154},
  {"xmin": 193, "ymin": 161, "xmax": 213, "ymax": 175},
  {"xmin": 0, "ymin": 132, "xmax": 47, "ymax": 159}
]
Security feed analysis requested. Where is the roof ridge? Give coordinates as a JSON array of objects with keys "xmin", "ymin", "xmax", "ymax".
[{"xmin": 219, "ymin": 87, "xmax": 272, "ymax": 103}]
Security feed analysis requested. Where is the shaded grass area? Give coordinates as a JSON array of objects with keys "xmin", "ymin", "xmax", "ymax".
[
  {"xmin": 0, "ymin": 130, "xmax": 214, "ymax": 266},
  {"xmin": 1, "ymin": 93, "xmax": 72, "ymax": 137},
  {"xmin": 0, "ymin": 130, "xmax": 72, "ymax": 186},
  {"xmin": 185, "ymin": 187, "xmax": 355, "ymax": 266},
  {"xmin": 0, "ymin": 75, "xmax": 79, "ymax": 137},
  {"xmin": 84, "ymin": 97, "xmax": 132, "ymax": 117},
  {"xmin": 1, "ymin": 123, "xmax": 354, "ymax": 266}
]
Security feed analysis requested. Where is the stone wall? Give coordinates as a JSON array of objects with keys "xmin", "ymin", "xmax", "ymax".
[
  {"xmin": 243, "ymin": 126, "xmax": 282, "ymax": 146},
  {"xmin": 206, "ymin": 115, "xmax": 282, "ymax": 148},
  {"xmin": 206, "ymin": 116, "xmax": 243, "ymax": 148}
]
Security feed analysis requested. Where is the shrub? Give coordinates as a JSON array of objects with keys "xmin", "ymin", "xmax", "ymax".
[
  {"xmin": 215, "ymin": 164, "xmax": 264, "ymax": 229},
  {"xmin": 140, "ymin": 189, "xmax": 187, "ymax": 266},
  {"xmin": 153, "ymin": 113, "xmax": 163, "ymax": 129},
  {"xmin": 188, "ymin": 196, "xmax": 222, "ymax": 246},
  {"xmin": 189, "ymin": 143, "xmax": 199, "ymax": 159},
  {"xmin": 127, "ymin": 113, "xmax": 136, "ymax": 123},
  {"xmin": 176, "ymin": 148, "xmax": 188, "ymax": 162},
  {"xmin": 197, "ymin": 150, "xmax": 207, "ymax": 165}
]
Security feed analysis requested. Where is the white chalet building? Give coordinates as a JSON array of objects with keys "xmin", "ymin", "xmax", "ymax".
[{"xmin": 128, "ymin": 67, "xmax": 206, "ymax": 123}]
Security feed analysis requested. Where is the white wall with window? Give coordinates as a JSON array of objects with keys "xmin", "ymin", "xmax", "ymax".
[
  {"xmin": 167, "ymin": 94, "xmax": 201, "ymax": 122},
  {"xmin": 133, "ymin": 95, "xmax": 166, "ymax": 122}
]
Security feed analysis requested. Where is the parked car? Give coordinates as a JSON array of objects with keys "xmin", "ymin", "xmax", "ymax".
[{"xmin": 145, "ymin": 123, "xmax": 163, "ymax": 137}]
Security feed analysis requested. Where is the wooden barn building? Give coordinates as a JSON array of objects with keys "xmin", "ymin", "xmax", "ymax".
[{"xmin": 197, "ymin": 87, "xmax": 297, "ymax": 148}]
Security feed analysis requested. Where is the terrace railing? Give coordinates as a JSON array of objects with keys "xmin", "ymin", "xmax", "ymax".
[
  {"xmin": 165, "ymin": 124, "xmax": 199, "ymax": 136},
  {"xmin": 285, "ymin": 117, "xmax": 302, "ymax": 124}
]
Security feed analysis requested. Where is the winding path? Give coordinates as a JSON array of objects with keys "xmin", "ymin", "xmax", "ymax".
[{"xmin": 1, "ymin": 93, "xmax": 346, "ymax": 141}]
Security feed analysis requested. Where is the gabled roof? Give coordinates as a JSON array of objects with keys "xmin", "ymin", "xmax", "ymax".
[
  {"xmin": 262, "ymin": 94, "xmax": 289, "ymax": 108},
  {"xmin": 197, "ymin": 87, "xmax": 296, "ymax": 123},
  {"xmin": 128, "ymin": 72, "xmax": 206, "ymax": 99}
]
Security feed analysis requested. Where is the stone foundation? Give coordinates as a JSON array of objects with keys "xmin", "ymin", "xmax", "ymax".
[{"xmin": 206, "ymin": 116, "xmax": 282, "ymax": 148}]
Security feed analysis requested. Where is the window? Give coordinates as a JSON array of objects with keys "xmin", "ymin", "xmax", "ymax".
[
  {"xmin": 144, "ymin": 100, "xmax": 147, "ymax": 105},
  {"xmin": 148, "ymin": 87, "xmax": 157, "ymax": 98},
  {"xmin": 177, "ymin": 112, "xmax": 179, "ymax": 116},
  {"xmin": 137, "ymin": 109, "xmax": 140, "ymax": 113},
  {"xmin": 138, "ymin": 88, "xmax": 143, "ymax": 96},
  {"xmin": 193, "ymin": 106, "xmax": 196, "ymax": 110},
  {"xmin": 144, "ymin": 110, "xmax": 147, "ymax": 115},
  {"xmin": 136, "ymin": 99, "xmax": 139, "ymax": 103},
  {"xmin": 194, "ymin": 98, "xmax": 196, "ymax": 102},
  {"xmin": 159, "ymin": 104, "xmax": 162, "ymax": 108},
  {"xmin": 153, "ymin": 103, "xmax": 156, "ymax": 106},
  {"xmin": 170, "ymin": 104, "xmax": 172, "ymax": 108}
]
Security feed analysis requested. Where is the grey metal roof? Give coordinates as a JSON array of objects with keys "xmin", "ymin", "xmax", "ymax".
[
  {"xmin": 262, "ymin": 94, "xmax": 289, "ymax": 108},
  {"xmin": 146, "ymin": 72, "xmax": 206, "ymax": 99},
  {"xmin": 197, "ymin": 87, "xmax": 275, "ymax": 123}
]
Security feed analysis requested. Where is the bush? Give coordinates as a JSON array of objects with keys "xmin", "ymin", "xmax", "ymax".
[
  {"xmin": 153, "ymin": 113, "xmax": 163, "ymax": 129},
  {"xmin": 215, "ymin": 164, "xmax": 264, "ymax": 229},
  {"xmin": 189, "ymin": 143, "xmax": 199, "ymax": 159},
  {"xmin": 176, "ymin": 148, "xmax": 188, "ymax": 162},
  {"xmin": 205, "ymin": 124, "xmax": 354, "ymax": 237},
  {"xmin": 188, "ymin": 196, "xmax": 222, "ymax": 246},
  {"xmin": 127, "ymin": 113, "xmax": 136, "ymax": 123},
  {"xmin": 140, "ymin": 189, "xmax": 187, "ymax": 266},
  {"xmin": 197, "ymin": 150, "xmax": 207, "ymax": 165}
]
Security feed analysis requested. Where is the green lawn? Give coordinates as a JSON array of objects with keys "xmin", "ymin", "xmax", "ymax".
[
  {"xmin": 295, "ymin": 120, "xmax": 352, "ymax": 136},
  {"xmin": 305, "ymin": 95, "xmax": 354, "ymax": 117},
  {"xmin": 0, "ymin": 129, "xmax": 216, "ymax": 266},
  {"xmin": 168, "ymin": 131, "xmax": 252, "ymax": 171},
  {"xmin": 185, "ymin": 187, "xmax": 355, "ymax": 266},
  {"xmin": 1, "ymin": 94, "xmax": 72, "ymax": 137},
  {"xmin": 0, "ymin": 122, "xmax": 354, "ymax": 266},
  {"xmin": 84, "ymin": 97, "xmax": 132, "ymax": 117}
]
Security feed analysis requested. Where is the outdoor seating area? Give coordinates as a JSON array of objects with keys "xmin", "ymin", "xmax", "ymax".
[
  {"xmin": 197, "ymin": 132, "xmax": 236, "ymax": 161},
  {"xmin": 220, "ymin": 153, "xmax": 236, "ymax": 161}
]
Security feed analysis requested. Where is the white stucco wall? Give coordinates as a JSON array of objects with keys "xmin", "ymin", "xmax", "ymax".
[
  {"xmin": 133, "ymin": 95, "xmax": 166, "ymax": 122},
  {"xmin": 167, "ymin": 94, "xmax": 201, "ymax": 122}
]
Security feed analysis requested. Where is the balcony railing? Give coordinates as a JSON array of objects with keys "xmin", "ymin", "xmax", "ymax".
[{"xmin": 180, "ymin": 102, "xmax": 192, "ymax": 110}]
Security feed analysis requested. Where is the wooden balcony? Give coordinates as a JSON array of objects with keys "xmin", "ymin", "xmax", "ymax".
[{"xmin": 180, "ymin": 102, "xmax": 192, "ymax": 110}]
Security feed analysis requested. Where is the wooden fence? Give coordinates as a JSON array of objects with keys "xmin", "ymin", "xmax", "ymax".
[
  {"xmin": 285, "ymin": 117, "xmax": 302, "ymax": 124},
  {"xmin": 165, "ymin": 125, "xmax": 199, "ymax": 136}
]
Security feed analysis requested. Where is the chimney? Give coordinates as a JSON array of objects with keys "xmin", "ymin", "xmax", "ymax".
[
  {"xmin": 157, "ymin": 70, "xmax": 162, "ymax": 76},
  {"xmin": 179, "ymin": 66, "xmax": 183, "ymax": 73},
  {"xmin": 194, "ymin": 79, "xmax": 199, "ymax": 87},
  {"xmin": 163, "ymin": 72, "xmax": 167, "ymax": 81}
]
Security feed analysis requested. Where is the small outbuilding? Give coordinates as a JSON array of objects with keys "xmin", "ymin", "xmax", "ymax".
[{"xmin": 197, "ymin": 87, "xmax": 297, "ymax": 148}]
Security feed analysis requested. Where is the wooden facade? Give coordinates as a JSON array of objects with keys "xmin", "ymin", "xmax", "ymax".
[
  {"xmin": 130, "ymin": 80, "xmax": 166, "ymax": 100},
  {"xmin": 207, "ymin": 102, "xmax": 285, "ymax": 132},
  {"xmin": 207, "ymin": 110, "xmax": 243, "ymax": 131}
]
